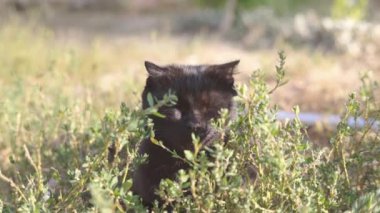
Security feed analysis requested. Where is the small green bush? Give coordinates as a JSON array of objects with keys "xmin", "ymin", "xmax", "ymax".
[
  {"xmin": 332, "ymin": 0, "xmax": 369, "ymax": 20},
  {"xmin": 195, "ymin": 0, "xmax": 327, "ymax": 15},
  {"xmin": 0, "ymin": 53, "xmax": 379, "ymax": 212}
]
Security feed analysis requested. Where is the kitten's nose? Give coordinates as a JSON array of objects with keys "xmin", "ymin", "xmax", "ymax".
[{"xmin": 188, "ymin": 122, "xmax": 206, "ymax": 136}]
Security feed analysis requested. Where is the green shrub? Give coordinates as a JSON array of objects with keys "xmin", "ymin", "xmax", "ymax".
[
  {"xmin": 195, "ymin": 0, "xmax": 325, "ymax": 15},
  {"xmin": 0, "ymin": 52, "xmax": 379, "ymax": 212},
  {"xmin": 332, "ymin": 0, "xmax": 369, "ymax": 20}
]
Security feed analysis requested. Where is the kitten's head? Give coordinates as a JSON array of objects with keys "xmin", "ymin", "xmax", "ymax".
[{"xmin": 142, "ymin": 60, "xmax": 239, "ymax": 151}]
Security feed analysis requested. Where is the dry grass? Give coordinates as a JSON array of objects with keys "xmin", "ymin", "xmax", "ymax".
[{"xmin": 0, "ymin": 15, "xmax": 377, "ymax": 173}]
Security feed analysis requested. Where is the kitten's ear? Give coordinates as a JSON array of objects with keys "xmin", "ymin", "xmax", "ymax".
[
  {"xmin": 217, "ymin": 60, "xmax": 240, "ymax": 73},
  {"xmin": 145, "ymin": 61, "xmax": 167, "ymax": 77},
  {"xmin": 207, "ymin": 60, "xmax": 239, "ymax": 83}
]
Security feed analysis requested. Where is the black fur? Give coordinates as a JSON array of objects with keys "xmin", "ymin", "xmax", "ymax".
[{"xmin": 132, "ymin": 60, "xmax": 239, "ymax": 207}]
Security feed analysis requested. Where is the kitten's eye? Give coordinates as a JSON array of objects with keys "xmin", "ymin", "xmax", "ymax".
[{"xmin": 160, "ymin": 107, "xmax": 182, "ymax": 121}]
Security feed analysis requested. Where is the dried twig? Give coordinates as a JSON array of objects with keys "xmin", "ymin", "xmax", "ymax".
[{"xmin": 0, "ymin": 170, "xmax": 27, "ymax": 201}]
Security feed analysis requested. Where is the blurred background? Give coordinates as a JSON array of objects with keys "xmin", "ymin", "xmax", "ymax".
[{"xmin": 0, "ymin": 0, "xmax": 380, "ymax": 150}]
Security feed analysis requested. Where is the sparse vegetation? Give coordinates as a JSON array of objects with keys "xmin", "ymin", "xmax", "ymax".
[{"xmin": 0, "ymin": 19, "xmax": 379, "ymax": 212}]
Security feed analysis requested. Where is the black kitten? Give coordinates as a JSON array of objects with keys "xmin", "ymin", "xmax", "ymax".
[{"xmin": 132, "ymin": 60, "xmax": 239, "ymax": 207}]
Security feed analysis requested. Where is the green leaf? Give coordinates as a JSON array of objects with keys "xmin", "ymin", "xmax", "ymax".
[
  {"xmin": 151, "ymin": 111, "xmax": 165, "ymax": 118},
  {"xmin": 147, "ymin": 93, "xmax": 154, "ymax": 107},
  {"xmin": 127, "ymin": 120, "xmax": 138, "ymax": 131},
  {"xmin": 123, "ymin": 179, "xmax": 133, "ymax": 191},
  {"xmin": 150, "ymin": 137, "xmax": 159, "ymax": 145},
  {"xmin": 184, "ymin": 150, "xmax": 194, "ymax": 161},
  {"xmin": 178, "ymin": 170, "xmax": 189, "ymax": 183},
  {"xmin": 110, "ymin": 176, "xmax": 118, "ymax": 187}
]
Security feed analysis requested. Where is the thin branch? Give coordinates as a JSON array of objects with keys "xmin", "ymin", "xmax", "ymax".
[{"xmin": 0, "ymin": 170, "xmax": 27, "ymax": 202}]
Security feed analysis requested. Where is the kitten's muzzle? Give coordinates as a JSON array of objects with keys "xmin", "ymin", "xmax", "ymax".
[
  {"xmin": 187, "ymin": 123, "xmax": 219, "ymax": 147},
  {"xmin": 187, "ymin": 122, "xmax": 207, "ymax": 136}
]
